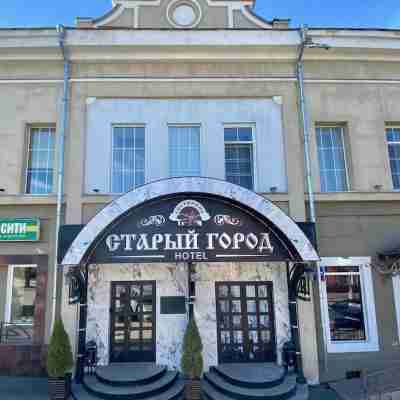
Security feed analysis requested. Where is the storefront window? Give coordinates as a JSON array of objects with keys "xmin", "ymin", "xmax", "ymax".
[
  {"xmin": 320, "ymin": 258, "xmax": 379, "ymax": 353},
  {"xmin": 8, "ymin": 266, "xmax": 37, "ymax": 324},
  {"xmin": 325, "ymin": 266, "xmax": 366, "ymax": 341}
]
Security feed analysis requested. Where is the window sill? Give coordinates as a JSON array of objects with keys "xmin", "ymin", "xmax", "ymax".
[{"xmin": 326, "ymin": 342, "xmax": 380, "ymax": 353}]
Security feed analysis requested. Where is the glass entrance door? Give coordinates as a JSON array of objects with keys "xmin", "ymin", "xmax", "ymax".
[
  {"xmin": 110, "ymin": 281, "xmax": 156, "ymax": 363},
  {"xmin": 216, "ymin": 282, "xmax": 276, "ymax": 363}
]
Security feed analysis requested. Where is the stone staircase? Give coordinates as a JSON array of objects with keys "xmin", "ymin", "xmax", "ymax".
[
  {"xmin": 72, "ymin": 363, "xmax": 184, "ymax": 400},
  {"xmin": 202, "ymin": 363, "xmax": 309, "ymax": 400}
]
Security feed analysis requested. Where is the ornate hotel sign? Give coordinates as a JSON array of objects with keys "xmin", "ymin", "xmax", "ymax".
[
  {"xmin": 90, "ymin": 195, "xmax": 298, "ymax": 264},
  {"xmin": 0, "ymin": 218, "xmax": 40, "ymax": 241}
]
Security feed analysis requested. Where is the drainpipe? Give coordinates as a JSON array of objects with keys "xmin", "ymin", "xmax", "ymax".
[
  {"xmin": 296, "ymin": 26, "xmax": 331, "ymax": 381},
  {"xmin": 51, "ymin": 25, "xmax": 70, "ymax": 332},
  {"xmin": 297, "ymin": 26, "xmax": 316, "ymax": 223}
]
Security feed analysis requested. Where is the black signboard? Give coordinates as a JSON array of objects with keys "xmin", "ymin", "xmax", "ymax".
[
  {"xmin": 88, "ymin": 194, "xmax": 300, "ymax": 264},
  {"xmin": 160, "ymin": 296, "xmax": 187, "ymax": 314}
]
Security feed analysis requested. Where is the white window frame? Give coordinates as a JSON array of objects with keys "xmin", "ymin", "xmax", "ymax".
[
  {"xmin": 316, "ymin": 124, "xmax": 350, "ymax": 193},
  {"xmin": 24, "ymin": 125, "xmax": 56, "ymax": 195},
  {"xmin": 319, "ymin": 257, "xmax": 379, "ymax": 353},
  {"xmin": 109, "ymin": 124, "xmax": 146, "ymax": 194},
  {"xmin": 393, "ymin": 275, "xmax": 400, "ymax": 342},
  {"xmin": 5, "ymin": 264, "xmax": 37, "ymax": 326},
  {"xmin": 386, "ymin": 125, "xmax": 400, "ymax": 191},
  {"xmin": 223, "ymin": 123, "xmax": 257, "ymax": 191},
  {"xmin": 168, "ymin": 123, "xmax": 202, "ymax": 178}
]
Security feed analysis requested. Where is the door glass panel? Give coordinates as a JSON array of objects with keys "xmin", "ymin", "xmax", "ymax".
[
  {"xmin": 259, "ymin": 300, "xmax": 269, "ymax": 313},
  {"xmin": 248, "ymin": 315, "xmax": 258, "ymax": 329},
  {"xmin": 231, "ymin": 300, "xmax": 241, "ymax": 313},
  {"xmin": 246, "ymin": 285, "xmax": 256, "ymax": 297},
  {"xmin": 219, "ymin": 300, "xmax": 229, "ymax": 313},
  {"xmin": 142, "ymin": 330, "xmax": 152, "ymax": 340},
  {"xmin": 220, "ymin": 315, "xmax": 230, "ymax": 329},
  {"xmin": 258, "ymin": 285, "xmax": 268, "ymax": 298},
  {"xmin": 142, "ymin": 285, "xmax": 153, "ymax": 296},
  {"xmin": 233, "ymin": 331, "xmax": 243, "ymax": 344},
  {"xmin": 114, "ymin": 315, "xmax": 125, "ymax": 329},
  {"xmin": 116, "ymin": 285, "xmax": 127, "ymax": 298},
  {"xmin": 142, "ymin": 300, "xmax": 153, "ymax": 313},
  {"xmin": 260, "ymin": 330, "xmax": 271, "ymax": 343},
  {"xmin": 130, "ymin": 300, "xmax": 140, "ymax": 313},
  {"xmin": 114, "ymin": 300, "xmax": 124, "ymax": 312},
  {"xmin": 114, "ymin": 331, "xmax": 125, "ymax": 343},
  {"xmin": 130, "ymin": 285, "xmax": 141, "ymax": 297},
  {"xmin": 259, "ymin": 315, "xmax": 269, "ymax": 329},
  {"xmin": 218, "ymin": 285, "xmax": 229, "ymax": 298},
  {"xmin": 130, "ymin": 330, "xmax": 140, "ymax": 340},
  {"xmin": 129, "ymin": 315, "xmax": 140, "ymax": 328},
  {"xmin": 249, "ymin": 330, "xmax": 258, "ymax": 344},
  {"xmin": 143, "ymin": 314, "xmax": 152, "ymax": 328},
  {"xmin": 231, "ymin": 286, "xmax": 241, "ymax": 298},
  {"xmin": 232, "ymin": 315, "xmax": 242, "ymax": 329},
  {"xmin": 221, "ymin": 331, "xmax": 230, "ymax": 344},
  {"xmin": 247, "ymin": 300, "xmax": 257, "ymax": 313}
]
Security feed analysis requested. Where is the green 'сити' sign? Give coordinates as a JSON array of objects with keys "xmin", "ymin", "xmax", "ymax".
[{"xmin": 0, "ymin": 218, "xmax": 40, "ymax": 241}]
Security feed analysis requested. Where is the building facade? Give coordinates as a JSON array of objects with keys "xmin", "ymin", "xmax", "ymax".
[{"xmin": 0, "ymin": 0, "xmax": 400, "ymax": 389}]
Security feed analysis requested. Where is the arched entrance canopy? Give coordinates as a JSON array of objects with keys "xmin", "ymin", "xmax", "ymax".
[{"xmin": 61, "ymin": 177, "xmax": 319, "ymax": 266}]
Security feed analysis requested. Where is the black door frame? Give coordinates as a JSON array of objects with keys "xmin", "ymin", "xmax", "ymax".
[
  {"xmin": 215, "ymin": 281, "xmax": 276, "ymax": 364},
  {"xmin": 109, "ymin": 280, "xmax": 156, "ymax": 363}
]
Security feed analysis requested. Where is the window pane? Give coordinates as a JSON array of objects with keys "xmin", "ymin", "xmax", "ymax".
[
  {"xmin": 387, "ymin": 128, "xmax": 400, "ymax": 189},
  {"xmin": 10, "ymin": 266, "xmax": 37, "ymax": 324},
  {"xmin": 316, "ymin": 126, "xmax": 348, "ymax": 192},
  {"xmin": 169, "ymin": 126, "xmax": 200, "ymax": 177},
  {"xmin": 111, "ymin": 126, "xmax": 145, "ymax": 193},
  {"xmin": 225, "ymin": 143, "xmax": 254, "ymax": 190},
  {"xmin": 326, "ymin": 270, "xmax": 366, "ymax": 342},
  {"xmin": 26, "ymin": 127, "xmax": 55, "ymax": 194}
]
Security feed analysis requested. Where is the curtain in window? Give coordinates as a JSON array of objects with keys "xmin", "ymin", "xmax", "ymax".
[
  {"xmin": 112, "ymin": 126, "xmax": 145, "ymax": 193},
  {"xmin": 316, "ymin": 126, "xmax": 348, "ymax": 192},
  {"xmin": 169, "ymin": 126, "xmax": 200, "ymax": 177},
  {"xmin": 26, "ymin": 127, "xmax": 55, "ymax": 194}
]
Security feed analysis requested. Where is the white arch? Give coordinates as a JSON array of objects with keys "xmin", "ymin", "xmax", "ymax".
[{"xmin": 61, "ymin": 177, "xmax": 319, "ymax": 265}]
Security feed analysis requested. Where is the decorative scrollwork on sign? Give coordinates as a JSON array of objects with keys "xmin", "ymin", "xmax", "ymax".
[
  {"xmin": 371, "ymin": 255, "xmax": 400, "ymax": 276},
  {"xmin": 214, "ymin": 215, "xmax": 242, "ymax": 226},
  {"xmin": 138, "ymin": 215, "xmax": 166, "ymax": 228}
]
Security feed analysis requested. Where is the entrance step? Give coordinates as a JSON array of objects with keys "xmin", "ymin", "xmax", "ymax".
[
  {"xmin": 203, "ymin": 364, "xmax": 309, "ymax": 400},
  {"xmin": 95, "ymin": 363, "xmax": 167, "ymax": 386},
  {"xmin": 204, "ymin": 371, "xmax": 297, "ymax": 400},
  {"xmin": 72, "ymin": 363, "xmax": 184, "ymax": 400},
  {"xmin": 211, "ymin": 363, "xmax": 286, "ymax": 388}
]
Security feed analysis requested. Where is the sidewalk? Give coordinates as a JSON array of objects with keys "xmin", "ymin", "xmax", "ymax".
[{"xmin": 0, "ymin": 377, "xmax": 48, "ymax": 400}]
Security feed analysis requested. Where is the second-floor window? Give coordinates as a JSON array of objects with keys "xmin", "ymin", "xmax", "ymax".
[
  {"xmin": 316, "ymin": 125, "xmax": 348, "ymax": 192},
  {"xmin": 169, "ymin": 125, "xmax": 201, "ymax": 177},
  {"xmin": 111, "ymin": 126, "xmax": 145, "ymax": 193},
  {"xmin": 25, "ymin": 126, "xmax": 55, "ymax": 194},
  {"xmin": 386, "ymin": 126, "xmax": 400, "ymax": 190},
  {"xmin": 224, "ymin": 126, "xmax": 254, "ymax": 190}
]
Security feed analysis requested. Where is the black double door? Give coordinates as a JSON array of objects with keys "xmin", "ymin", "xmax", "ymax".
[
  {"xmin": 216, "ymin": 281, "xmax": 276, "ymax": 363},
  {"xmin": 110, "ymin": 281, "xmax": 156, "ymax": 363}
]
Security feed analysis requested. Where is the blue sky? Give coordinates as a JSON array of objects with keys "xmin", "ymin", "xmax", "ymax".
[{"xmin": 0, "ymin": 0, "xmax": 399, "ymax": 28}]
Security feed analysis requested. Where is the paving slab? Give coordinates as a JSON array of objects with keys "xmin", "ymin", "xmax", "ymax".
[{"xmin": 0, "ymin": 377, "xmax": 48, "ymax": 400}]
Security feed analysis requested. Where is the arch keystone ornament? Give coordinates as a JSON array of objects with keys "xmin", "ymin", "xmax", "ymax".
[{"xmin": 61, "ymin": 177, "xmax": 319, "ymax": 266}]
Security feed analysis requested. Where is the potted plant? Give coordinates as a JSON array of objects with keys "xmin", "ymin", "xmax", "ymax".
[
  {"xmin": 181, "ymin": 317, "xmax": 203, "ymax": 400},
  {"xmin": 47, "ymin": 318, "xmax": 74, "ymax": 400}
]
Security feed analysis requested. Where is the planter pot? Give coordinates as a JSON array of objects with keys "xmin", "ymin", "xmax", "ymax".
[
  {"xmin": 48, "ymin": 373, "xmax": 71, "ymax": 400},
  {"xmin": 184, "ymin": 379, "xmax": 202, "ymax": 400}
]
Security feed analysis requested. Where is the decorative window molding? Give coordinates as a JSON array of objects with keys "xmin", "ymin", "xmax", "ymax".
[
  {"xmin": 224, "ymin": 124, "xmax": 256, "ymax": 191},
  {"xmin": 316, "ymin": 124, "xmax": 349, "ymax": 193},
  {"xmin": 5, "ymin": 265, "xmax": 37, "ymax": 325},
  {"xmin": 25, "ymin": 125, "xmax": 56, "ymax": 195},
  {"xmin": 319, "ymin": 257, "xmax": 379, "ymax": 353},
  {"xmin": 386, "ymin": 125, "xmax": 400, "ymax": 190},
  {"xmin": 393, "ymin": 275, "xmax": 400, "ymax": 342},
  {"xmin": 166, "ymin": 0, "xmax": 202, "ymax": 29}
]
